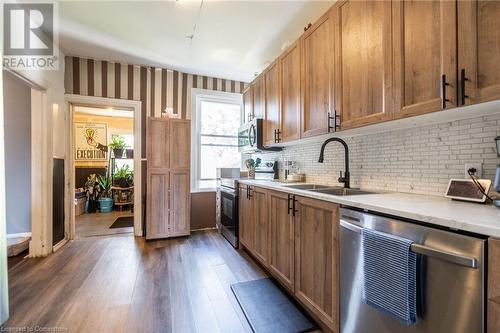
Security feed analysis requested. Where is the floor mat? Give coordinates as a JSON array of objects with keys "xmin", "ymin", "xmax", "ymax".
[
  {"xmin": 231, "ymin": 278, "xmax": 317, "ymax": 333},
  {"xmin": 109, "ymin": 216, "xmax": 134, "ymax": 229}
]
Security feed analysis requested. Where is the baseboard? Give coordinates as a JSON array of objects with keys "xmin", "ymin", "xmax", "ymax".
[{"xmin": 6, "ymin": 232, "xmax": 31, "ymax": 239}]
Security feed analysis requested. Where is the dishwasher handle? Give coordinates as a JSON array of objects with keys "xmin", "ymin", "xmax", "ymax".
[{"xmin": 340, "ymin": 218, "xmax": 478, "ymax": 269}]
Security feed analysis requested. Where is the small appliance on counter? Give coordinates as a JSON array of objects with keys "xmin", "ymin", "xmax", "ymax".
[{"xmin": 254, "ymin": 161, "xmax": 279, "ymax": 180}]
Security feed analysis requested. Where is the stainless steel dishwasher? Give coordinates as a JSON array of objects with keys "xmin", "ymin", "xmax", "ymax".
[{"xmin": 339, "ymin": 207, "xmax": 485, "ymax": 333}]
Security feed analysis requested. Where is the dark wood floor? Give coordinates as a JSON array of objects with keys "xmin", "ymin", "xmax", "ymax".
[{"xmin": 2, "ymin": 231, "xmax": 268, "ymax": 332}]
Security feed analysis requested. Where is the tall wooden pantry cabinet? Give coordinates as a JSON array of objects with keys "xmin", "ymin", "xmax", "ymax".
[{"xmin": 146, "ymin": 117, "xmax": 191, "ymax": 240}]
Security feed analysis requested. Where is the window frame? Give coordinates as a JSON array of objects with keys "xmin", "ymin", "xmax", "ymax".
[{"xmin": 190, "ymin": 88, "xmax": 243, "ymax": 192}]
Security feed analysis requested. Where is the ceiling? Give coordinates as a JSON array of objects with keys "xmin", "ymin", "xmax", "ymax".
[{"xmin": 59, "ymin": 0, "xmax": 334, "ymax": 82}]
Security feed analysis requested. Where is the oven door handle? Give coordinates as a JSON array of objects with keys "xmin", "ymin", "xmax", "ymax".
[
  {"xmin": 220, "ymin": 187, "xmax": 237, "ymax": 196},
  {"xmin": 340, "ymin": 218, "xmax": 478, "ymax": 269}
]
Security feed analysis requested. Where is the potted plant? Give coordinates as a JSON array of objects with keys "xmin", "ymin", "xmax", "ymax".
[
  {"xmin": 245, "ymin": 158, "xmax": 256, "ymax": 179},
  {"xmin": 84, "ymin": 174, "xmax": 99, "ymax": 213},
  {"xmin": 109, "ymin": 135, "xmax": 127, "ymax": 158},
  {"xmin": 125, "ymin": 148, "xmax": 134, "ymax": 159},
  {"xmin": 97, "ymin": 175, "xmax": 113, "ymax": 213},
  {"xmin": 113, "ymin": 164, "xmax": 133, "ymax": 187}
]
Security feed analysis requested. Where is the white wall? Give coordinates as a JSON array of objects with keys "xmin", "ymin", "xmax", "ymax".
[
  {"xmin": 15, "ymin": 54, "xmax": 66, "ymax": 158},
  {"xmin": 255, "ymin": 109, "xmax": 500, "ymax": 197},
  {"xmin": 3, "ymin": 71, "xmax": 32, "ymax": 235}
]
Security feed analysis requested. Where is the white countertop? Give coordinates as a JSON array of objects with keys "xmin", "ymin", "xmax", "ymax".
[{"xmin": 238, "ymin": 179, "xmax": 500, "ymax": 238}]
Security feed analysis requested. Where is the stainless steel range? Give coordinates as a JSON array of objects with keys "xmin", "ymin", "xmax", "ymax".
[{"xmin": 216, "ymin": 168, "xmax": 241, "ymax": 248}]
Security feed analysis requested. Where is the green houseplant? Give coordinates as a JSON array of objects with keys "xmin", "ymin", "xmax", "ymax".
[
  {"xmin": 113, "ymin": 164, "xmax": 133, "ymax": 187},
  {"xmin": 97, "ymin": 175, "xmax": 113, "ymax": 213},
  {"xmin": 109, "ymin": 135, "xmax": 127, "ymax": 158}
]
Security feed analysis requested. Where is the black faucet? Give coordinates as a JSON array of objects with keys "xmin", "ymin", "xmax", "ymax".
[{"xmin": 318, "ymin": 137, "xmax": 350, "ymax": 188}]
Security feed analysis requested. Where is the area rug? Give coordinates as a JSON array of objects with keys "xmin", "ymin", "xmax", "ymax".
[
  {"xmin": 109, "ymin": 216, "xmax": 134, "ymax": 229},
  {"xmin": 231, "ymin": 278, "xmax": 317, "ymax": 333}
]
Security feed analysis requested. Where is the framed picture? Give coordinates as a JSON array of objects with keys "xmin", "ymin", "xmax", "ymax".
[{"xmin": 74, "ymin": 122, "xmax": 108, "ymax": 161}]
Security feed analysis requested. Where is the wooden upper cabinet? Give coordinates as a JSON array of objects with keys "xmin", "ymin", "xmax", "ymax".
[
  {"xmin": 334, "ymin": 0, "xmax": 393, "ymax": 129},
  {"xmin": 264, "ymin": 60, "xmax": 281, "ymax": 146},
  {"xmin": 280, "ymin": 40, "xmax": 302, "ymax": 142},
  {"xmin": 243, "ymin": 85, "xmax": 253, "ymax": 123},
  {"xmin": 393, "ymin": 0, "xmax": 457, "ymax": 118},
  {"xmin": 269, "ymin": 191, "xmax": 295, "ymax": 292},
  {"xmin": 252, "ymin": 187, "xmax": 270, "ymax": 266},
  {"xmin": 458, "ymin": 0, "xmax": 500, "ymax": 106},
  {"xmin": 295, "ymin": 196, "xmax": 339, "ymax": 332},
  {"xmin": 301, "ymin": 10, "xmax": 334, "ymax": 138},
  {"xmin": 169, "ymin": 119, "xmax": 190, "ymax": 170},
  {"xmin": 147, "ymin": 117, "xmax": 169, "ymax": 170},
  {"xmin": 253, "ymin": 76, "xmax": 265, "ymax": 120}
]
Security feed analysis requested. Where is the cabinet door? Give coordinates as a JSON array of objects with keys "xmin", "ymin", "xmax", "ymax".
[
  {"xmin": 295, "ymin": 197, "xmax": 339, "ymax": 332},
  {"xmin": 280, "ymin": 40, "xmax": 301, "ymax": 142},
  {"xmin": 264, "ymin": 60, "xmax": 281, "ymax": 146},
  {"xmin": 301, "ymin": 11, "xmax": 333, "ymax": 138},
  {"xmin": 458, "ymin": 1, "xmax": 500, "ymax": 105},
  {"xmin": 243, "ymin": 85, "xmax": 254, "ymax": 123},
  {"xmin": 252, "ymin": 187, "xmax": 270, "ymax": 266},
  {"xmin": 253, "ymin": 76, "xmax": 265, "ymax": 120},
  {"xmin": 335, "ymin": 0, "xmax": 393, "ymax": 129},
  {"xmin": 147, "ymin": 117, "xmax": 169, "ymax": 169},
  {"xmin": 146, "ymin": 171, "xmax": 170, "ymax": 240},
  {"xmin": 169, "ymin": 171, "xmax": 190, "ymax": 237},
  {"xmin": 269, "ymin": 191, "xmax": 294, "ymax": 292},
  {"xmin": 238, "ymin": 185, "xmax": 254, "ymax": 251},
  {"xmin": 169, "ymin": 119, "xmax": 190, "ymax": 170},
  {"xmin": 393, "ymin": 0, "xmax": 457, "ymax": 118}
]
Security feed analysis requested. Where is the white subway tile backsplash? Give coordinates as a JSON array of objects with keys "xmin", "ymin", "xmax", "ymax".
[{"xmin": 254, "ymin": 114, "xmax": 500, "ymax": 196}]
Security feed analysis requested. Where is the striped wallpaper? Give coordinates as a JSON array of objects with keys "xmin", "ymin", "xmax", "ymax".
[{"xmin": 64, "ymin": 56, "xmax": 248, "ymax": 157}]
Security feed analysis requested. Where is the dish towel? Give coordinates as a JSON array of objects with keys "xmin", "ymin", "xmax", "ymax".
[{"xmin": 362, "ymin": 228, "xmax": 417, "ymax": 326}]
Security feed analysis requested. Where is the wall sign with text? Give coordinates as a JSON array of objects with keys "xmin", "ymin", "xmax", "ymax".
[{"xmin": 74, "ymin": 122, "xmax": 108, "ymax": 161}]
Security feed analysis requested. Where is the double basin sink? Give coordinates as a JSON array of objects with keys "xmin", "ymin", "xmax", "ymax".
[{"xmin": 282, "ymin": 184, "xmax": 379, "ymax": 196}]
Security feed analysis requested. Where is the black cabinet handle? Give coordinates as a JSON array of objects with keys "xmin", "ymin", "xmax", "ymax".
[
  {"xmin": 287, "ymin": 194, "xmax": 292, "ymax": 215},
  {"xmin": 276, "ymin": 129, "xmax": 281, "ymax": 143},
  {"xmin": 461, "ymin": 69, "xmax": 469, "ymax": 105},
  {"xmin": 292, "ymin": 195, "xmax": 298, "ymax": 217},
  {"xmin": 328, "ymin": 110, "xmax": 341, "ymax": 133},
  {"xmin": 441, "ymin": 74, "xmax": 450, "ymax": 109},
  {"xmin": 248, "ymin": 186, "xmax": 252, "ymax": 199}
]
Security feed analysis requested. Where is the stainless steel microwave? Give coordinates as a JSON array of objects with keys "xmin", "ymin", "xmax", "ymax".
[{"xmin": 238, "ymin": 118, "xmax": 281, "ymax": 153}]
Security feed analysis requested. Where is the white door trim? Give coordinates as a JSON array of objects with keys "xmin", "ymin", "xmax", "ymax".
[{"xmin": 64, "ymin": 94, "xmax": 143, "ymax": 238}]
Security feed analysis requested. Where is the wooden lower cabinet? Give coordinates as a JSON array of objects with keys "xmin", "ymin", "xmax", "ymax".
[
  {"xmin": 252, "ymin": 187, "xmax": 270, "ymax": 265},
  {"xmin": 239, "ymin": 186, "xmax": 339, "ymax": 333},
  {"xmin": 238, "ymin": 185, "xmax": 254, "ymax": 251},
  {"xmin": 268, "ymin": 190, "xmax": 295, "ymax": 292},
  {"xmin": 294, "ymin": 196, "xmax": 339, "ymax": 332}
]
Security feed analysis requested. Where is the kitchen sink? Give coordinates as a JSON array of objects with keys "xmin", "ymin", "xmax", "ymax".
[
  {"xmin": 282, "ymin": 184, "xmax": 333, "ymax": 190},
  {"xmin": 309, "ymin": 187, "xmax": 379, "ymax": 196}
]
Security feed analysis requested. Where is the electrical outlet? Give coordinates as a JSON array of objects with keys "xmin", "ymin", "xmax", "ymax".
[{"xmin": 464, "ymin": 163, "xmax": 483, "ymax": 179}]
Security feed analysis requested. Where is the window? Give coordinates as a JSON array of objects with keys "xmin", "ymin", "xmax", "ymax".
[
  {"xmin": 192, "ymin": 89, "xmax": 243, "ymax": 191},
  {"xmin": 112, "ymin": 133, "xmax": 134, "ymax": 171}
]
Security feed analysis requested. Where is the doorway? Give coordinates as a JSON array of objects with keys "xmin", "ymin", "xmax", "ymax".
[
  {"xmin": 73, "ymin": 106, "xmax": 136, "ymax": 237},
  {"xmin": 65, "ymin": 95, "xmax": 142, "ymax": 239}
]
